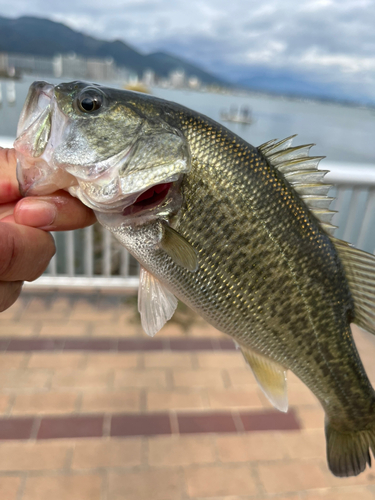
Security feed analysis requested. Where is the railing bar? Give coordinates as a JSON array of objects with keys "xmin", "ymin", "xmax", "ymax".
[
  {"xmin": 330, "ymin": 186, "xmax": 346, "ymax": 212},
  {"xmin": 343, "ymin": 187, "xmax": 366, "ymax": 244},
  {"xmin": 330, "ymin": 186, "xmax": 347, "ymax": 229},
  {"xmin": 23, "ymin": 276, "xmax": 139, "ymax": 290},
  {"xmin": 121, "ymin": 247, "xmax": 129, "ymax": 277},
  {"xmin": 84, "ymin": 226, "xmax": 94, "ymax": 277},
  {"xmin": 102, "ymin": 227, "xmax": 111, "ymax": 277},
  {"xmin": 357, "ymin": 188, "xmax": 375, "ymax": 250},
  {"xmin": 65, "ymin": 231, "xmax": 75, "ymax": 277},
  {"xmin": 48, "ymin": 233, "xmax": 57, "ymax": 276}
]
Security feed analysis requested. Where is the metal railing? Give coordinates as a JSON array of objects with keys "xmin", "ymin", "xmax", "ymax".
[
  {"xmin": 18, "ymin": 161, "xmax": 375, "ymax": 291},
  {"xmin": 24, "ymin": 225, "xmax": 140, "ymax": 291}
]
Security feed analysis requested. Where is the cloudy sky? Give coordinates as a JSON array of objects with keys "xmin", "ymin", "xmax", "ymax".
[{"xmin": 0, "ymin": 0, "xmax": 374, "ymax": 101}]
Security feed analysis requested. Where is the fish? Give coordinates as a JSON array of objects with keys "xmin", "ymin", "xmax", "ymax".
[{"xmin": 14, "ymin": 80, "xmax": 375, "ymax": 477}]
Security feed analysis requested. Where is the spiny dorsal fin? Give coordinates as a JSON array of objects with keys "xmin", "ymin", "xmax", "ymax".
[
  {"xmin": 160, "ymin": 224, "xmax": 198, "ymax": 272},
  {"xmin": 332, "ymin": 238, "xmax": 375, "ymax": 335},
  {"xmin": 240, "ymin": 345, "xmax": 288, "ymax": 412},
  {"xmin": 138, "ymin": 267, "xmax": 178, "ymax": 337},
  {"xmin": 259, "ymin": 136, "xmax": 336, "ymax": 235},
  {"xmin": 258, "ymin": 135, "xmax": 296, "ymax": 154}
]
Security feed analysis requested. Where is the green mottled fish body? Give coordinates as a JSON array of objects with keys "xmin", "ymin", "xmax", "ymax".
[
  {"xmin": 107, "ymin": 111, "xmax": 373, "ymax": 426},
  {"xmin": 14, "ymin": 81, "xmax": 375, "ymax": 477}
]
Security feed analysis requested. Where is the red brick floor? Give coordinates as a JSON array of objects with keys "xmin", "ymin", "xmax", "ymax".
[{"xmin": 0, "ymin": 291, "xmax": 375, "ymax": 499}]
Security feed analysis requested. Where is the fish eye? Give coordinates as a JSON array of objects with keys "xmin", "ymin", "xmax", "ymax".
[{"xmin": 76, "ymin": 91, "xmax": 103, "ymax": 113}]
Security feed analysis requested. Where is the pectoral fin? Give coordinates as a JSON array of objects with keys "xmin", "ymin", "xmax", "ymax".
[
  {"xmin": 138, "ymin": 267, "xmax": 178, "ymax": 337},
  {"xmin": 160, "ymin": 224, "xmax": 198, "ymax": 272},
  {"xmin": 240, "ymin": 346, "xmax": 288, "ymax": 412}
]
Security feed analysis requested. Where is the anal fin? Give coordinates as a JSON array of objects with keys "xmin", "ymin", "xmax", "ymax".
[
  {"xmin": 138, "ymin": 267, "xmax": 178, "ymax": 337},
  {"xmin": 240, "ymin": 346, "xmax": 288, "ymax": 412}
]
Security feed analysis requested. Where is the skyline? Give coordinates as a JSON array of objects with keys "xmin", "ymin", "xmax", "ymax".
[{"xmin": 0, "ymin": 1, "xmax": 374, "ymax": 102}]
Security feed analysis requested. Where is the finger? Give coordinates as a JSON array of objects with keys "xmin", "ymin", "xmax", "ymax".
[
  {"xmin": 0, "ymin": 222, "xmax": 55, "ymax": 281},
  {"xmin": 14, "ymin": 191, "xmax": 96, "ymax": 231},
  {"xmin": 0, "ymin": 281, "xmax": 23, "ymax": 313},
  {"xmin": 0, "ymin": 202, "xmax": 16, "ymax": 220},
  {"xmin": 0, "ymin": 215, "xmax": 15, "ymax": 223},
  {"xmin": 0, "ymin": 148, "xmax": 20, "ymax": 203}
]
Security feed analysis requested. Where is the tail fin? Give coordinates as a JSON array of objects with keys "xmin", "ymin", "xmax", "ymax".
[{"xmin": 325, "ymin": 420, "xmax": 375, "ymax": 476}]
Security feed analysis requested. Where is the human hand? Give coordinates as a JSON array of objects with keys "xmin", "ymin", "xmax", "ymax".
[{"xmin": 0, "ymin": 147, "xmax": 96, "ymax": 311}]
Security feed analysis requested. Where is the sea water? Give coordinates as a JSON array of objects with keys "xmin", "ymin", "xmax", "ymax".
[{"xmin": 0, "ymin": 75, "xmax": 374, "ymax": 165}]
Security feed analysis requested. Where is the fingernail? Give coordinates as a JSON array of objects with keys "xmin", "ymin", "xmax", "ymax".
[{"xmin": 15, "ymin": 200, "xmax": 57, "ymax": 228}]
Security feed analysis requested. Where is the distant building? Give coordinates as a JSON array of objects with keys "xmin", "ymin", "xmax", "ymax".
[
  {"xmin": 170, "ymin": 69, "xmax": 185, "ymax": 88},
  {"xmin": 142, "ymin": 69, "xmax": 156, "ymax": 87},
  {"xmin": 0, "ymin": 52, "xmax": 213, "ymax": 91},
  {"xmin": 127, "ymin": 72, "xmax": 139, "ymax": 86},
  {"xmin": 0, "ymin": 51, "xmax": 133, "ymax": 83},
  {"xmin": 7, "ymin": 53, "xmax": 53, "ymax": 76},
  {"xmin": 53, "ymin": 54, "xmax": 118, "ymax": 81},
  {"xmin": 188, "ymin": 76, "xmax": 200, "ymax": 90},
  {"xmin": 0, "ymin": 53, "xmax": 8, "ymax": 72}
]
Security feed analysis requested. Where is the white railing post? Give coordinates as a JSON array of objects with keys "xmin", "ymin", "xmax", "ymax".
[
  {"xmin": 84, "ymin": 226, "xmax": 94, "ymax": 277},
  {"xmin": 121, "ymin": 246, "xmax": 129, "ymax": 277},
  {"xmin": 102, "ymin": 226, "xmax": 112, "ymax": 277},
  {"xmin": 343, "ymin": 187, "xmax": 365, "ymax": 243},
  {"xmin": 65, "ymin": 231, "xmax": 75, "ymax": 277},
  {"xmin": 356, "ymin": 188, "xmax": 375, "ymax": 251}
]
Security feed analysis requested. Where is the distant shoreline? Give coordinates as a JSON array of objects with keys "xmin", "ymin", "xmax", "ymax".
[{"xmin": 224, "ymin": 85, "xmax": 375, "ymax": 110}]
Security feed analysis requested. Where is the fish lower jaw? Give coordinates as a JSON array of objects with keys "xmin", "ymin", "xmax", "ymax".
[
  {"xmin": 66, "ymin": 185, "xmax": 126, "ymax": 212},
  {"xmin": 69, "ymin": 177, "xmax": 182, "ymax": 221}
]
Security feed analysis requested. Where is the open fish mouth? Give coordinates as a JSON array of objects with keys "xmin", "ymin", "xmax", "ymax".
[
  {"xmin": 68, "ymin": 176, "xmax": 180, "ymax": 219},
  {"xmin": 122, "ymin": 182, "xmax": 173, "ymax": 217}
]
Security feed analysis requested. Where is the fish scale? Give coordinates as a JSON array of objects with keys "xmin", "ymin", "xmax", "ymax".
[
  {"xmin": 105, "ymin": 105, "xmax": 375, "ymax": 469},
  {"xmin": 117, "ymin": 112, "xmax": 372, "ymax": 420},
  {"xmin": 178, "ymin": 117, "xmax": 373, "ymax": 422},
  {"xmin": 14, "ymin": 81, "xmax": 375, "ymax": 477}
]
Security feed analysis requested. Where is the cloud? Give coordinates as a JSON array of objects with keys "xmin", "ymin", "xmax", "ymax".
[{"xmin": 0, "ymin": 0, "xmax": 374, "ymax": 100}]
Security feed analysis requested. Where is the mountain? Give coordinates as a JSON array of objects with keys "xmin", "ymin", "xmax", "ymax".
[
  {"xmin": 0, "ymin": 16, "xmax": 370, "ymax": 104},
  {"xmin": 143, "ymin": 52, "xmax": 225, "ymax": 83},
  {"xmin": 234, "ymin": 66, "xmax": 370, "ymax": 105},
  {"xmin": 0, "ymin": 16, "xmax": 225, "ymax": 85}
]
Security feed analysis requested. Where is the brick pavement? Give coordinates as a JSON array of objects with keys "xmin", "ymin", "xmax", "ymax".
[{"xmin": 0, "ymin": 291, "xmax": 374, "ymax": 499}]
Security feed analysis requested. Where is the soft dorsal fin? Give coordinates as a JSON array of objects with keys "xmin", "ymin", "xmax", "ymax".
[
  {"xmin": 332, "ymin": 238, "xmax": 375, "ymax": 336},
  {"xmin": 259, "ymin": 136, "xmax": 337, "ymax": 235},
  {"xmin": 239, "ymin": 345, "xmax": 288, "ymax": 412},
  {"xmin": 160, "ymin": 224, "xmax": 198, "ymax": 272},
  {"xmin": 138, "ymin": 267, "xmax": 178, "ymax": 337}
]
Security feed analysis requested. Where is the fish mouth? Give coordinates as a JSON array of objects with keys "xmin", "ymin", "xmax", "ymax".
[
  {"xmin": 15, "ymin": 81, "xmax": 190, "ymax": 219},
  {"xmin": 17, "ymin": 81, "xmax": 54, "ymax": 138},
  {"xmin": 15, "ymin": 81, "xmax": 77, "ymax": 196},
  {"xmin": 122, "ymin": 182, "xmax": 173, "ymax": 217}
]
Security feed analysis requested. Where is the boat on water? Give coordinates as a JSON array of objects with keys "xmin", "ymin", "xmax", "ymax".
[{"xmin": 220, "ymin": 104, "xmax": 253, "ymax": 125}]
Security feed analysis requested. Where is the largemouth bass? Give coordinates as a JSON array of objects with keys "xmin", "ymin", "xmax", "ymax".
[{"xmin": 14, "ymin": 81, "xmax": 375, "ymax": 477}]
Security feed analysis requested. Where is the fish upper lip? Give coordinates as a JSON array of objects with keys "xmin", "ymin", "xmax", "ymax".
[
  {"xmin": 41, "ymin": 88, "xmax": 53, "ymax": 98},
  {"xmin": 16, "ymin": 82, "xmax": 54, "ymax": 137}
]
